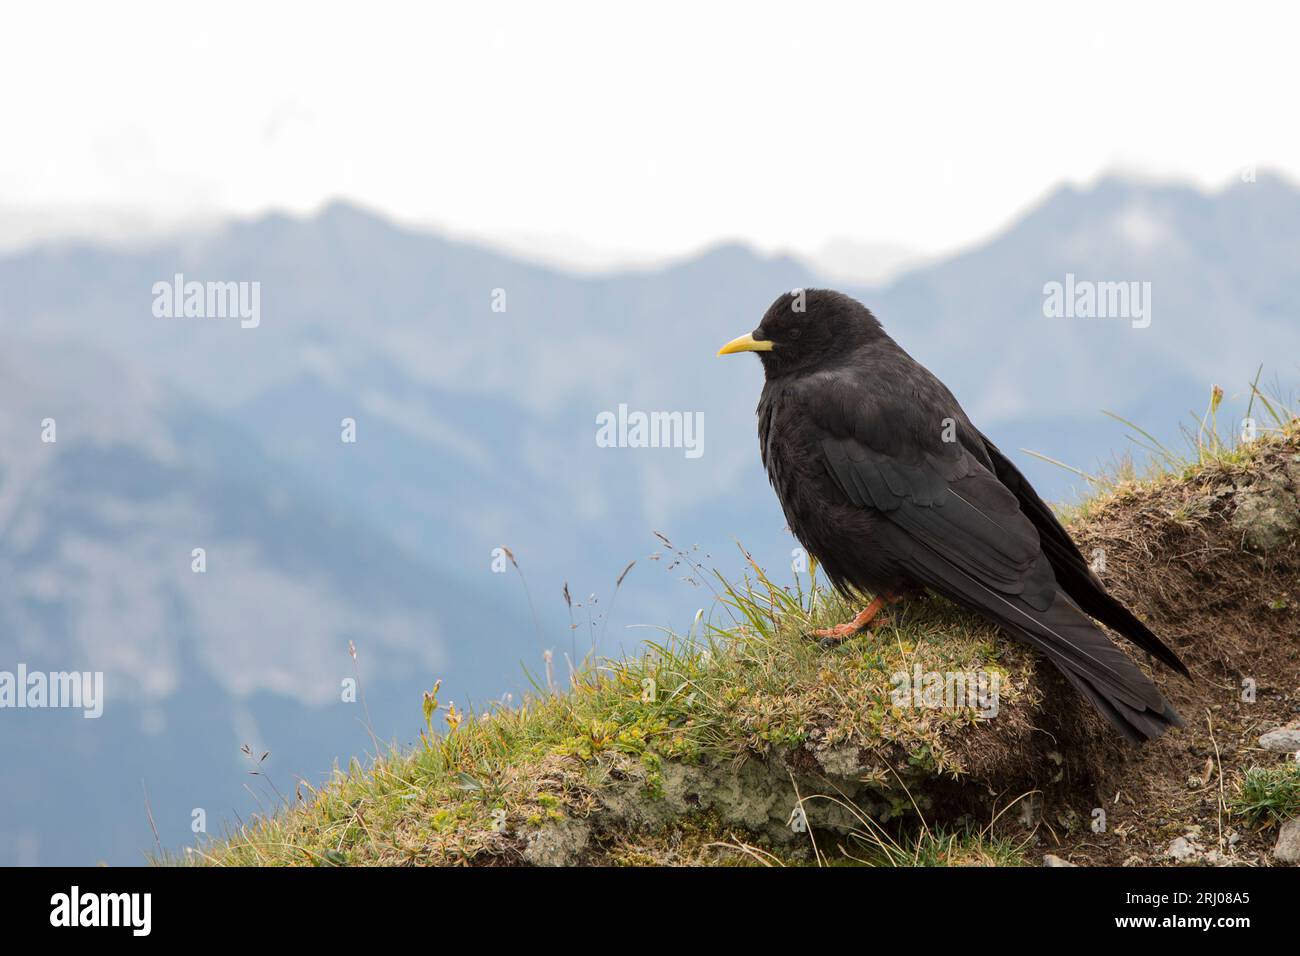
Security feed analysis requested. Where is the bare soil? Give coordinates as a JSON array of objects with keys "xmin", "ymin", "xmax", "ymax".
[{"xmin": 1011, "ymin": 434, "xmax": 1300, "ymax": 865}]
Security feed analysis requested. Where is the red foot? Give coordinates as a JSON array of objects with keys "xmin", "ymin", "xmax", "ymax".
[{"xmin": 809, "ymin": 595, "xmax": 894, "ymax": 644}]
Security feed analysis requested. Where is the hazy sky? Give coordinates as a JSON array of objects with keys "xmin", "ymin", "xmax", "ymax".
[{"xmin": 5, "ymin": 1, "xmax": 1298, "ymax": 263}]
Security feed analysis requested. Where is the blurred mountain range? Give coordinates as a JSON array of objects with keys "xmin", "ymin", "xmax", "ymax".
[{"xmin": 1, "ymin": 171, "xmax": 1297, "ymax": 864}]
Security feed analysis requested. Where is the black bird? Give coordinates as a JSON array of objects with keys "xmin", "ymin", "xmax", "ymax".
[{"xmin": 718, "ymin": 289, "xmax": 1188, "ymax": 743}]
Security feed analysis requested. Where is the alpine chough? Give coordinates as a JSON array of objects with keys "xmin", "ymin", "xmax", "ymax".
[{"xmin": 718, "ymin": 289, "xmax": 1188, "ymax": 743}]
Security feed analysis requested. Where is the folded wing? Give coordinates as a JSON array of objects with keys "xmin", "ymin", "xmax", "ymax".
[{"xmin": 811, "ymin": 401, "xmax": 1182, "ymax": 742}]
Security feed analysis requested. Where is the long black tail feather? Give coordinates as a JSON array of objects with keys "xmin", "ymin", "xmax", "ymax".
[
  {"xmin": 978, "ymin": 433, "xmax": 1191, "ymax": 678},
  {"xmin": 899, "ymin": 545, "xmax": 1184, "ymax": 743}
]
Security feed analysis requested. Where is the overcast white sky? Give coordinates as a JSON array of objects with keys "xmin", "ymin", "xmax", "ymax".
[{"xmin": 3, "ymin": 1, "xmax": 1299, "ymax": 265}]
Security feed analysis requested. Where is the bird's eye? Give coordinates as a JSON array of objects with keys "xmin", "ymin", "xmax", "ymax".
[{"xmin": 787, "ymin": 328, "xmax": 803, "ymax": 341}]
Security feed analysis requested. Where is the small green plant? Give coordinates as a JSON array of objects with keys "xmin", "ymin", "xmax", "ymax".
[
  {"xmin": 1229, "ymin": 764, "xmax": 1300, "ymax": 826},
  {"xmin": 793, "ymin": 782, "xmax": 1033, "ymax": 867}
]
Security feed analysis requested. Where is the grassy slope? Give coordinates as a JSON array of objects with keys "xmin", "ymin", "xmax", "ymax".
[
  {"xmin": 199, "ymin": 577, "xmax": 1038, "ymax": 865},
  {"xmin": 193, "ymin": 421, "xmax": 1300, "ymax": 867}
]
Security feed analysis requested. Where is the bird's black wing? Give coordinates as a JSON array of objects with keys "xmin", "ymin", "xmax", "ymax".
[
  {"xmin": 800, "ymin": 377, "xmax": 1181, "ymax": 742},
  {"xmin": 974, "ymin": 430, "xmax": 1189, "ymax": 677}
]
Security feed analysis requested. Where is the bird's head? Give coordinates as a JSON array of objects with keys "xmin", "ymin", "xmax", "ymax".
[{"xmin": 717, "ymin": 288, "xmax": 884, "ymax": 377}]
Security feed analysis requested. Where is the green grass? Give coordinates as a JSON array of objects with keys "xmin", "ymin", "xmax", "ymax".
[
  {"xmin": 710, "ymin": 821, "xmax": 1030, "ymax": 867},
  {"xmin": 1047, "ymin": 376, "xmax": 1297, "ymax": 526},
  {"xmin": 191, "ymin": 551, "xmax": 1029, "ymax": 866},
  {"xmin": 1229, "ymin": 764, "xmax": 1300, "ymax": 827},
  {"xmin": 848, "ymin": 823, "xmax": 1030, "ymax": 867},
  {"xmin": 791, "ymin": 783, "xmax": 1034, "ymax": 867}
]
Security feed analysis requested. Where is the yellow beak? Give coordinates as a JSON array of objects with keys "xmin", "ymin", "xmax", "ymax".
[{"xmin": 717, "ymin": 332, "xmax": 774, "ymax": 356}]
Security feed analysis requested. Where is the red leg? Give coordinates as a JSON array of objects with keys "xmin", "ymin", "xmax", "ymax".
[{"xmin": 809, "ymin": 594, "xmax": 894, "ymax": 643}]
